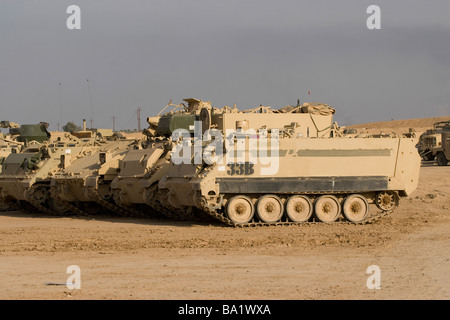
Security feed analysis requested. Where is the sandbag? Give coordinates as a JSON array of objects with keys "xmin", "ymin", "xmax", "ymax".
[{"xmin": 301, "ymin": 102, "xmax": 335, "ymax": 115}]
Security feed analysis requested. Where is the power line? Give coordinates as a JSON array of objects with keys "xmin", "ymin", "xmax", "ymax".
[
  {"xmin": 59, "ymin": 82, "xmax": 62, "ymax": 131},
  {"xmin": 118, "ymin": 109, "xmax": 137, "ymax": 131}
]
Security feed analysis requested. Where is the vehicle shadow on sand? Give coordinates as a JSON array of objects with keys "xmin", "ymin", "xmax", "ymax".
[
  {"xmin": 0, "ymin": 209, "xmax": 219, "ymax": 228},
  {"xmin": 420, "ymin": 161, "xmax": 440, "ymax": 167}
]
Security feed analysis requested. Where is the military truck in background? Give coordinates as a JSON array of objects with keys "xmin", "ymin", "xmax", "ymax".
[
  {"xmin": 432, "ymin": 131, "xmax": 450, "ymax": 166},
  {"xmin": 416, "ymin": 121, "xmax": 450, "ymax": 161}
]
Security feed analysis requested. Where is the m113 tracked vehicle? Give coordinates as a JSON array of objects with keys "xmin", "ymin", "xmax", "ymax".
[
  {"xmin": 49, "ymin": 138, "xmax": 143, "ymax": 216},
  {"xmin": 0, "ymin": 121, "xmax": 24, "ymax": 172},
  {"xmin": 1, "ymin": 121, "xmax": 54, "ymax": 176},
  {"xmin": 110, "ymin": 99, "xmax": 335, "ymax": 222},
  {"xmin": 0, "ymin": 100, "xmax": 421, "ymax": 228},
  {"xmin": 0, "ymin": 122, "xmax": 55, "ymax": 211},
  {"xmin": 0, "ymin": 128, "xmax": 100, "ymax": 214},
  {"xmin": 0, "ymin": 121, "xmax": 24, "ymax": 210},
  {"xmin": 110, "ymin": 98, "xmax": 214, "ymax": 220},
  {"xmin": 158, "ymin": 102, "xmax": 421, "ymax": 226},
  {"xmin": 0, "ymin": 121, "xmax": 51, "ymax": 162}
]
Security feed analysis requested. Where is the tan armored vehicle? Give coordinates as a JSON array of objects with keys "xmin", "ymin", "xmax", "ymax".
[
  {"xmin": 431, "ymin": 131, "xmax": 450, "ymax": 166},
  {"xmin": 0, "ymin": 122, "xmax": 23, "ymax": 211},
  {"xmin": 48, "ymin": 119, "xmax": 132, "ymax": 215},
  {"xmin": 159, "ymin": 102, "xmax": 421, "ymax": 226},
  {"xmin": 71, "ymin": 119, "xmax": 119, "ymax": 141},
  {"xmin": 0, "ymin": 127, "xmax": 99, "ymax": 213},
  {"xmin": 416, "ymin": 121, "xmax": 450, "ymax": 161},
  {"xmin": 0, "ymin": 122, "xmax": 51, "ymax": 211},
  {"xmin": 110, "ymin": 99, "xmax": 213, "ymax": 220},
  {"xmin": 0, "ymin": 121, "xmax": 24, "ymax": 172},
  {"xmin": 0, "ymin": 134, "xmax": 21, "ymax": 161},
  {"xmin": 50, "ymin": 138, "xmax": 142, "ymax": 215}
]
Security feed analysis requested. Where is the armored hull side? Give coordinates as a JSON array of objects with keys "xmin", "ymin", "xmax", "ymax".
[
  {"xmin": 160, "ymin": 133, "xmax": 420, "ymax": 226},
  {"xmin": 50, "ymin": 139, "xmax": 140, "ymax": 215},
  {"xmin": 0, "ymin": 138, "xmax": 93, "ymax": 213}
]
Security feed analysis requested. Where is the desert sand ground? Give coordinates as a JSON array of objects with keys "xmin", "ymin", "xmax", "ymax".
[
  {"xmin": 0, "ymin": 118, "xmax": 449, "ymax": 300},
  {"xmin": 346, "ymin": 115, "xmax": 450, "ymax": 136}
]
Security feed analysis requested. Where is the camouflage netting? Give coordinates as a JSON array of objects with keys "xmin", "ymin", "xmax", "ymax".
[
  {"xmin": 278, "ymin": 102, "xmax": 335, "ymax": 115},
  {"xmin": 301, "ymin": 102, "xmax": 335, "ymax": 115}
]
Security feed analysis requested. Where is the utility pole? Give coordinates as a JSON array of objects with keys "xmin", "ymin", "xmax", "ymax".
[
  {"xmin": 112, "ymin": 116, "xmax": 116, "ymax": 132},
  {"xmin": 137, "ymin": 107, "xmax": 141, "ymax": 131},
  {"xmin": 87, "ymin": 79, "xmax": 94, "ymax": 127},
  {"xmin": 57, "ymin": 122, "xmax": 60, "ymax": 131},
  {"xmin": 89, "ymin": 118, "xmax": 94, "ymax": 129},
  {"xmin": 59, "ymin": 82, "xmax": 62, "ymax": 131}
]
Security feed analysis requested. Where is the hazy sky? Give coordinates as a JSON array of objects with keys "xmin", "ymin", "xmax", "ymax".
[{"xmin": 1, "ymin": 0, "xmax": 449, "ymax": 131}]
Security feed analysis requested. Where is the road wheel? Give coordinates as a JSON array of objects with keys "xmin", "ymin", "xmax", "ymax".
[
  {"xmin": 342, "ymin": 194, "xmax": 369, "ymax": 223},
  {"xmin": 256, "ymin": 195, "xmax": 283, "ymax": 223},
  {"xmin": 375, "ymin": 191, "xmax": 399, "ymax": 211},
  {"xmin": 285, "ymin": 195, "xmax": 313, "ymax": 223},
  {"xmin": 226, "ymin": 195, "xmax": 254, "ymax": 224},
  {"xmin": 98, "ymin": 182, "xmax": 113, "ymax": 201},
  {"xmin": 314, "ymin": 195, "xmax": 341, "ymax": 223},
  {"xmin": 48, "ymin": 198, "xmax": 70, "ymax": 214},
  {"xmin": 436, "ymin": 152, "xmax": 448, "ymax": 166},
  {"xmin": 30, "ymin": 185, "xmax": 49, "ymax": 205}
]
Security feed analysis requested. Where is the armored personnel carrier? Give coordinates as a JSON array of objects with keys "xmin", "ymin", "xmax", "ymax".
[
  {"xmin": 50, "ymin": 138, "xmax": 143, "ymax": 216},
  {"xmin": 158, "ymin": 102, "xmax": 421, "ymax": 226},
  {"xmin": 1, "ymin": 121, "xmax": 54, "ymax": 171},
  {"xmin": 0, "ymin": 127, "xmax": 100, "ymax": 214},
  {"xmin": 416, "ymin": 121, "xmax": 450, "ymax": 161},
  {"xmin": 110, "ymin": 98, "xmax": 213, "ymax": 220},
  {"xmin": 0, "ymin": 121, "xmax": 24, "ymax": 172},
  {"xmin": 71, "ymin": 119, "xmax": 121, "ymax": 141},
  {"xmin": 44, "ymin": 118, "xmax": 140, "ymax": 216},
  {"xmin": 0, "ymin": 122, "xmax": 51, "ymax": 211}
]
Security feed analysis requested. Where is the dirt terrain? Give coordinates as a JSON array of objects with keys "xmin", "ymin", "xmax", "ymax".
[
  {"xmin": 346, "ymin": 115, "xmax": 450, "ymax": 136},
  {"xmin": 1, "ymin": 119, "xmax": 449, "ymax": 300}
]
